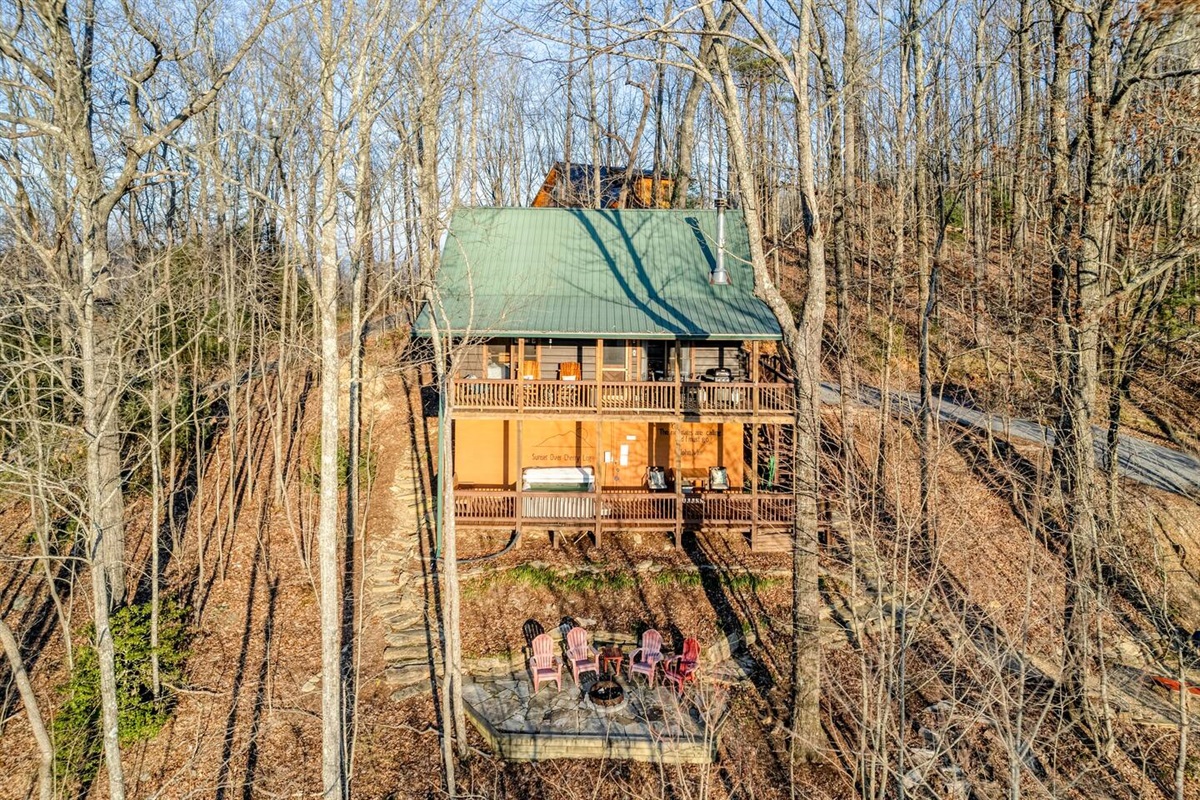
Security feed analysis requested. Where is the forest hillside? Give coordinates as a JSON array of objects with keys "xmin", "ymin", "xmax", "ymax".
[{"xmin": 0, "ymin": 0, "xmax": 1198, "ymax": 798}]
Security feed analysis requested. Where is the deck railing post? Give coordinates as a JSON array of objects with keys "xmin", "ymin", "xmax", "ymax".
[
  {"xmin": 673, "ymin": 343, "xmax": 681, "ymax": 416},
  {"xmin": 517, "ymin": 338, "xmax": 526, "ymax": 413},
  {"xmin": 595, "ymin": 339, "xmax": 604, "ymax": 415},
  {"xmin": 515, "ymin": 419, "xmax": 524, "ymax": 538},
  {"xmin": 594, "ymin": 418, "xmax": 603, "ymax": 547},
  {"xmin": 751, "ymin": 423, "xmax": 759, "ymax": 548},
  {"xmin": 673, "ymin": 421, "xmax": 683, "ymax": 549},
  {"xmin": 751, "ymin": 341, "xmax": 761, "ymax": 415}
]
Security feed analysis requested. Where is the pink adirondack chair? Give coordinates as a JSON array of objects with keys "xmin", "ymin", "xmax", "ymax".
[
  {"xmin": 565, "ymin": 626, "xmax": 599, "ymax": 684},
  {"xmin": 627, "ymin": 629, "xmax": 663, "ymax": 686},
  {"xmin": 528, "ymin": 633, "xmax": 562, "ymax": 692},
  {"xmin": 663, "ymin": 637, "xmax": 700, "ymax": 694}
]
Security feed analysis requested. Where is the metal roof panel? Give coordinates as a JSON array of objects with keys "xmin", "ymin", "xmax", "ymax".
[{"xmin": 422, "ymin": 207, "xmax": 782, "ymax": 340}]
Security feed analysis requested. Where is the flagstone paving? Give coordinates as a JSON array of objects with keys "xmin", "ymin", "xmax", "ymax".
[{"xmin": 462, "ymin": 656, "xmax": 751, "ymax": 763}]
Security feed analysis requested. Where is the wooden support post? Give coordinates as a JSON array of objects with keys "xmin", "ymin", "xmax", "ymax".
[
  {"xmin": 751, "ymin": 423, "xmax": 759, "ymax": 551},
  {"xmin": 595, "ymin": 419, "xmax": 603, "ymax": 548},
  {"xmin": 751, "ymin": 340, "xmax": 760, "ymax": 414},
  {"xmin": 517, "ymin": 338, "xmax": 526, "ymax": 413},
  {"xmin": 515, "ymin": 420, "xmax": 524, "ymax": 546},
  {"xmin": 595, "ymin": 338, "xmax": 604, "ymax": 414},
  {"xmin": 673, "ymin": 422, "xmax": 683, "ymax": 549},
  {"xmin": 673, "ymin": 343, "xmax": 682, "ymax": 415}
]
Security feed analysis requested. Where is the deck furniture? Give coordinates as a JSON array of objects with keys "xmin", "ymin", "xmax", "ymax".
[
  {"xmin": 708, "ymin": 467, "xmax": 730, "ymax": 491},
  {"xmin": 663, "ymin": 638, "xmax": 701, "ymax": 695},
  {"xmin": 599, "ymin": 644, "xmax": 624, "ymax": 675},
  {"xmin": 1150, "ymin": 675, "xmax": 1200, "ymax": 696},
  {"xmin": 559, "ymin": 361, "xmax": 582, "ymax": 381},
  {"xmin": 528, "ymin": 633, "xmax": 562, "ymax": 692},
  {"xmin": 522, "ymin": 619, "xmax": 545, "ymax": 659},
  {"xmin": 627, "ymin": 629, "xmax": 664, "ymax": 686},
  {"xmin": 565, "ymin": 626, "xmax": 599, "ymax": 684},
  {"xmin": 646, "ymin": 466, "xmax": 668, "ymax": 491}
]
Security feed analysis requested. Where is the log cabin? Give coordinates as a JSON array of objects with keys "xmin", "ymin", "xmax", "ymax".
[
  {"xmin": 530, "ymin": 161, "xmax": 673, "ymax": 209},
  {"xmin": 420, "ymin": 205, "xmax": 799, "ymax": 551}
]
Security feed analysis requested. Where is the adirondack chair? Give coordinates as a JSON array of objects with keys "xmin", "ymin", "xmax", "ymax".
[
  {"xmin": 528, "ymin": 633, "xmax": 562, "ymax": 692},
  {"xmin": 627, "ymin": 629, "xmax": 664, "ymax": 686},
  {"xmin": 522, "ymin": 619, "xmax": 545, "ymax": 660},
  {"xmin": 663, "ymin": 637, "xmax": 700, "ymax": 694},
  {"xmin": 564, "ymin": 626, "xmax": 599, "ymax": 684}
]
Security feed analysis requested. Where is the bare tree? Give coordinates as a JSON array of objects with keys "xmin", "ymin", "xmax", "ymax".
[
  {"xmin": 0, "ymin": 618, "xmax": 53, "ymax": 800},
  {"xmin": 0, "ymin": 4, "xmax": 272, "ymax": 796},
  {"xmin": 698, "ymin": 0, "xmax": 828, "ymax": 760},
  {"xmin": 1046, "ymin": 0, "xmax": 1196, "ymax": 747}
]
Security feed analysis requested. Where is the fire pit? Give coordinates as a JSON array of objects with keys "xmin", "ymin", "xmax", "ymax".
[{"xmin": 587, "ymin": 678, "xmax": 626, "ymax": 710}]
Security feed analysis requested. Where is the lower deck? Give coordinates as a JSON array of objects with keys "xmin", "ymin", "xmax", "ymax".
[
  {"xmin": 451, "ymin": 418, "xmax": 799, "ymax": 551},
  {"xmin": 454, "ymin": 489, "xmax": 796, "ymax": 550}
]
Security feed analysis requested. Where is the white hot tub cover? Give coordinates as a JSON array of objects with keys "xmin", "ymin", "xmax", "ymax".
[{"xmin": 522, "ymin": 466, "xmax": 596, "ymax": 492}]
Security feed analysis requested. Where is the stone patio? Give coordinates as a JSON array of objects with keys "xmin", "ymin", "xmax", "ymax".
[{"xmin": 462, "ymin": 657, "xmax": 748, "ymax": 763}]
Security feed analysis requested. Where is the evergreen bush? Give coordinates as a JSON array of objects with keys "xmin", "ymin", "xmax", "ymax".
[{"xmin": 54, "ymin": 597, "xmax": 190, "ymax": 784}]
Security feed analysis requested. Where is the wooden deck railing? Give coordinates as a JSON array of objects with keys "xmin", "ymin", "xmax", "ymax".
[
  {"xmin": 450, "ymin": 379, "xmax": 795, "ymax": 416},
  {"xmin": 455, "ymin": 489, "xmax": 795, "ymax": 529}
]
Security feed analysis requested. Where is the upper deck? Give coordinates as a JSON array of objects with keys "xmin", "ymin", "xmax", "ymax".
[{"xmin": 447, "ymin": 337, "xmax": 795, "ymax": 422}]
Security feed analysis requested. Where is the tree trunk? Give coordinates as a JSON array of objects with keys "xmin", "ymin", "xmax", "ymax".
[
  {"xmin": 80, "ymin": 231, "xmax": 128, "ymax": 800},
  {"xmin": 1010, "ymin": 0, "xmax": 1034, "ymax": 303},
  {"xmin": 910, "ymin": 0, "xmax": 935, "ymax": 553},
  {"xmin": 316, "ymin": 2, "xmax": 346, "ymax": 795},
  {"xmin": 706, "ymin": 0, "xmax": 827, "ymax": 759},
  {"xmin": 1047, "ymin": 0, "xmax": 1104, "ymax": 746},
  {"xmin": 0, "ymin": 619, "xmax": 53, "ymax": 800},
  {"xmin": 815, "ymin": 11, "xmax": 855, "ymax": 508},
  {"xmin": 671, "ymin": 6, "xmax": 733, "ymax": 208}
]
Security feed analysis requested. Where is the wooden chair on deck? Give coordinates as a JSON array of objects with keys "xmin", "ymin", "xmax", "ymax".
[
  {"xmin": 528, "ymin": 633, "xmax": 562, "ymax": 692},
  {"xmin": 557, "ymin": 361, "xmax": 583, "ymax": 405},
  {"xmin": 565, "ymin": 626, "xmax": 599, "ymax": 684},
  {"xmin": 522, "ymin": 619, "xmax": 545, "ymax": 659},
  {"xmin": 627, "ymin": 629, "xmax": 664, "ymax": 686},
  {"xmin": 663, "ymin": 637, "xmax": 701, "ymax": 694}
]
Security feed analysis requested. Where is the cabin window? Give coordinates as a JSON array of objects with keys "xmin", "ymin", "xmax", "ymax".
[{"xmin": 602, "ymin": 340, "xmax": 628, "ymax": 382}]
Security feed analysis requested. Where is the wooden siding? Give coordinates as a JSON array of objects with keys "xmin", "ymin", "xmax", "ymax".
[
  {"xmin": 684, "ymin": 342, "xmax": 746, "ymax": 381},
  {"xmin": 453, "ymin": 419, "xmax": 743, "ymax": 489},
  {"xmin": 537, "ymin": 339, "xmax": 597, "ymax": 380},
  {"xmin": 455, "ymin": 339, "xmax": 753, "ymax": 383}
]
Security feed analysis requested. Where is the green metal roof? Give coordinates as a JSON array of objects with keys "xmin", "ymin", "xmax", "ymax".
[{"xmin": 419, "ymin": 207, "xmax": 782, "ymax": 340}]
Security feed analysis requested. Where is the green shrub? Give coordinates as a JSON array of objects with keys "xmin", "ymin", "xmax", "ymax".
[
  {"xmin": 54, "ymin": 597, "xmax": 190, "ymax": 784},
  {"xmin": 505, "ymin": 564, "xmax": 634, "ymax": 592},
  {"xmin": 471, "ymin": 564, "xmax": 778, "ymax": 594}
]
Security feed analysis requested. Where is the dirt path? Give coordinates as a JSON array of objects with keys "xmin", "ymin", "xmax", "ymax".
[{"xmin": 824, "ymin": 382, "xmax": 1200, "ymax": 501}]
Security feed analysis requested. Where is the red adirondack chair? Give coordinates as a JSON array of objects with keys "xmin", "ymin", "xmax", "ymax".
[
  {"xmin": 565, "ymin": 626, "xmax": 599, "ymax": 684},
  {"xmin": 528, "ymin": 633, "xmax": 562, "ymax": 692},
  {"xmin": 627, "ymin": 629, "xmax": 664, "ymax": 686},
  {"xmin": 663, "ymin": 637, "xmax": 701, "ymax": 694}
]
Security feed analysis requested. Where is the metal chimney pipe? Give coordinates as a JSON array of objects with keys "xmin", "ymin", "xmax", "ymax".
[{"xmin": 712, "ymin": 197, "xmax": 729, "ymax": 285}]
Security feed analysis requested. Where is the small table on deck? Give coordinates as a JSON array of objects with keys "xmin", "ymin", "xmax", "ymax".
[{"xmin": 598, "ymin": 645, "xmax": 624, "ymax": 676}]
